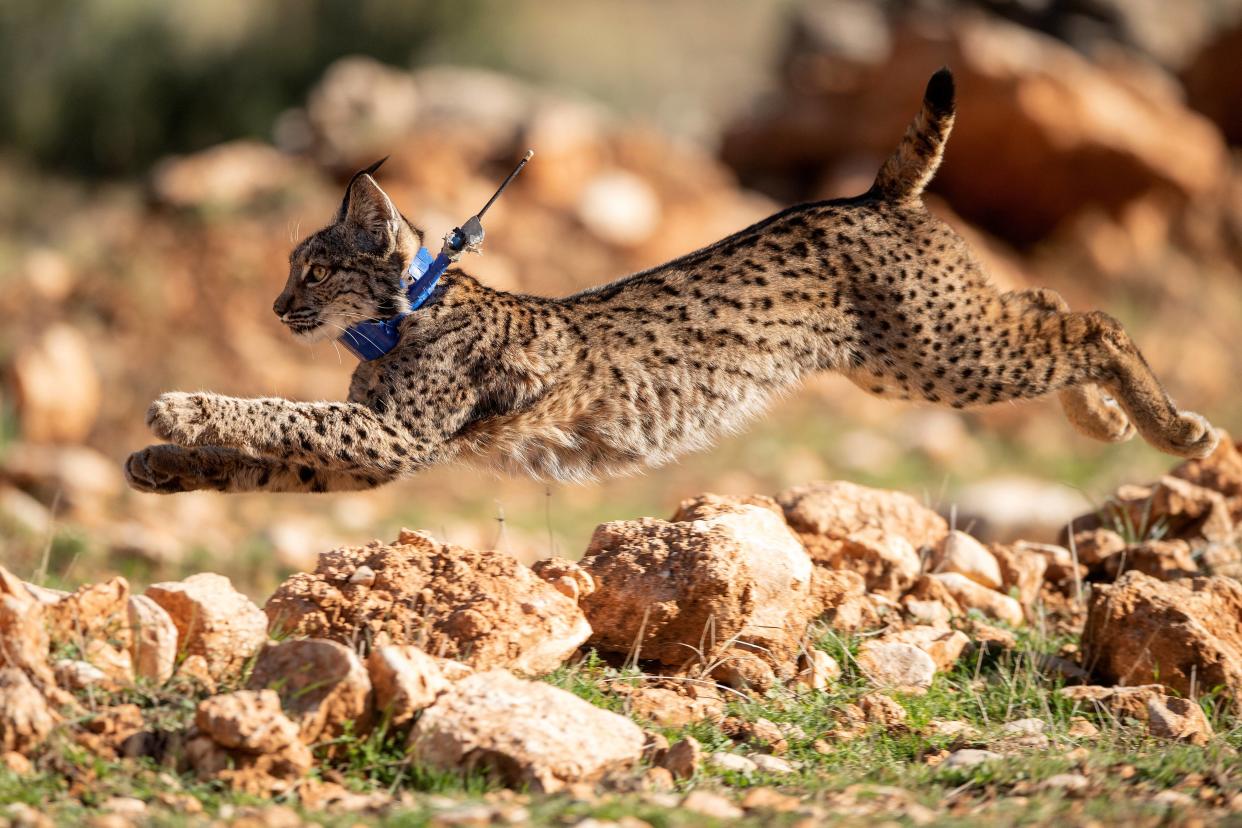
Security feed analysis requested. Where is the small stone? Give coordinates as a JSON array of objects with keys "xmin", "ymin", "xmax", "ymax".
[
  {"xmin": 749, "ymin": 753, "xmax": 797, "ymax": 775},
  {"xmin": 1146, "ymin": 695, "xmax": 1213, "ymax": 745},
  {"xmin": 792, "ymin": 649, "xmax": 840, "ymax": 691},
  {"xmin": 531, "ymin": 557, "xmax": 596, "ymax": 602},
  {"xmin": 880, "ymin": 626, "xmax": 970, "ymax": 672},
  {"xmin": 680, "ymin": 790, "xmax": 743, "ymax": 820},
  {"xmin": 740, "ymin": 786, "xmax": 801, "ymax": 812},
  {"xmin": 1001, "ymin": 718, "xmax": 1046, "ymax": 736},
  {"xmin": 940, "ymin": 749, "xmax": 1003, "ymax": 771},
  {"xmin": 348, "ymin": 565, "xmax": 376, "ymax": 587},
  {"xmin": 54, "ymin": 659, "xmax": 109, "ymax": 691},
  {"xmin": 1043, "ymin": 773, "xmax": 1089, "ymax": 793},
  {"xmin": 929, "ymin": 572, "xmax": 1025, "ymax": 626},
  {"xmin": 925, "ymin": 719, "xmax": 977, "ymax": 740},
  {"xmin": 127, "ymin": 595, "xmax": 178, "ymax": 685},
  {"xmin": 933, "ymin": 531, "xmax": 1003, "ymax": 589},
  {"xmin": 903, "ymin": 597, "xmax": 952, "ymax": 627},
  {"xmin": 100, "ymin": 797, "xmax": 147, "ymax": 818},
  {"xmin": 641, "ymin": 766, "xmax": 674, "ymax": 792},
  {"xmin": 708, "ymin": 752, "xmax": 758, "ymax": 774},
  {"xmin": 628, "ymin": 686, "xmax": 720, "ymax": 727},
  {"xmin": 366, "ymin": 645, "xmax": 450, "ymax": 726},
  {"xmin": 1068, "ymin": 717, "xmax": 1099, "ymax": 739},
  {"xmin": 659, "ymin": 736, "xmax": 701, "ymax": 780},
  {"xmin": 859, "ymin": 692, "xmax": 907, "ymax": 727},
  {"xmin": 856, "ymin": 641, "xmax": 937, "ymax": 692},
  {"xmin": 1, "ymin": 751, "xmax": 32, "ymax": 774}
]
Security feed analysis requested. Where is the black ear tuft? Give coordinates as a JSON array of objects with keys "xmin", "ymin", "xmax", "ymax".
[
  {"xmin": 924, "ymin": 67, "xmax": 955, "ymax": 115},
  {"xmin": 336, "ymin": 157, "xmax": 391, "ymax": 222}
]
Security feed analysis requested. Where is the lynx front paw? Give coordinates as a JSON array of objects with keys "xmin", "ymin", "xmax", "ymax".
[
  {"xmin": 146, "ymin": 392, "xmax": 212, "ymax": 445},
  {"xmin": 125, "ymin": 445, "xmax": 202, "ymax": 493},
  {"xmin": 1165, "ymin": 411, "xmax": 1219, "ymax": 459}
]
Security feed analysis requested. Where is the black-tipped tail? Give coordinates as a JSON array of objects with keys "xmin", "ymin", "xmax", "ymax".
[{"xmin": 873, "ymin": 68, "xmax": 957, "ymax": 202}]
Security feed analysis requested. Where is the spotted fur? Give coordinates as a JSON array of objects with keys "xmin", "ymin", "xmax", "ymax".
[{"xmin": 125, "ymin": 69, "xmax": 1218, "ymax": 495}]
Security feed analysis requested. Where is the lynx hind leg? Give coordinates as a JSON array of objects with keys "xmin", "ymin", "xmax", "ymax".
[
  {"xmin": 1084, "ymin": 313, "xmax": 1218, "ymax": 459},
  {"xmin": 1009, "ymin": 289, "xmax": 1135, "ymax": 444}
]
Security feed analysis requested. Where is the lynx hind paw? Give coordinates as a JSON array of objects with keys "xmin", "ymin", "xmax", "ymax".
[
  {"xmin": 146, "ymin": 392, "xmax": 208, "ymax": 445},
  {"xmin": 125, "ymin": 445, "xmax": 205, "ymax": 493},
  {"xmin": 1167, "ymin": 411, "xmax": 1219, "ymax": 459}
]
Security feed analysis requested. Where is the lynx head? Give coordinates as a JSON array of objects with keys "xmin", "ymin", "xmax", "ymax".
[{"xmin": 274, "ymin": 159, "xmax": 424, "ymax": 341}]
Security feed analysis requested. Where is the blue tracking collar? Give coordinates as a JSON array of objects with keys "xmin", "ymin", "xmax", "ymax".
[{"xmin": 338, "ymin": 247, "xmax": 451, "ymax": 361}]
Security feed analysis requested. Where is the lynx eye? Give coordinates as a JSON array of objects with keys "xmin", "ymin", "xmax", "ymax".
[{"xmin": 305, "ymin": 264, "xmax": 330, "ymax": 285}]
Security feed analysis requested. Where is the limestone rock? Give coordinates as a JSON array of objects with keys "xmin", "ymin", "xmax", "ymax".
[
  {"xmin": 880, "ymin": 626, "xmax": 970, "ymax": 673},
  {"xmin": 778, "ymin": 481, "xmax": 944, "ymax": 597},
  {"xmin": 814, "ymin": 569, "xmax": 879, "ymax": 630},
  {"xmin": 45, "ymin": 577, "xmax": 132, "ymax": 676},
  {"xmin": 932, "ymin": 531, "xmax": 1002, "ymax": 590},
  {"xmin": 659, "ymin": 736, "xmax": 701, "ymax": 780},
  {"xmin": 579, "ymin": 496, "xmax": 815, "ymax": 678},
  {"xmin": 126, "ymin": 595, "xmax": 177, "ymax": 685},
  {"xmin": 366, "ymin": 645, "xmax": 451, "ymax": 726},
  {"xmin": 54, "ymin": 660, "xmax": 109, "ymax": 692},
  {"xmin": 0, "ymin": 568, "xmax": 60, "ymax": 700},
  {"xmin": 11, "ymin": 323, "xmax": 101, "ymax": 444},
  {"xmin": 1103, "ymin": 540, "xmax": 1200, "ymax": 581},
  {"xmin": 530, "ymin": 557, "xmax": 596, "ymax": 602},
  {"xmin": 0, "ymin": 668, "xmax": 56, "ymax": 754},
  {"xmin": 792, "ymin": 649, "xmax": 841, "ymax": 691},
  {"xmin": 196, "ymin": 690, "xmax": 303, "ymax": 754},
  {"xmin": 247, "ymin": 639, "xmax": 372, "ymax": 746},
  {"xmin": 265, "ymin": 530, "xmax": 589, "ymax": 676},
  {"xmin": 145, "ymin": 573, "xmax": 268, "ymax": 681},
  {"xmin": 902, "ymin": 597, "xmax": 952, "ymax": 627},
  {"xmin": 1082, "ymin": 571, "xmax": 1242, "ymax": 702},
  {"xmin": 989, "ymin": 543, "xmax": 1050, "ymax": 609},
  {"xmin": 410, "ymin": 669, "xmax": 645, "ymax": 793},
  {"xmin": 1146, "ymin": 695, "xmax": 1214, "ymax": 745},
  {"xmin": 859, "ymin": 692, "xmax": 907, "ymax": 727},
  {"xmin": 855, "ymin": 641, "xmax": 936, "ymax": 693},
  {"xmin": 929, "ymin": 573, "xmax": 1024, "ymax": 626},
  {"xmin": 627, "ymin": 686, "xmax": 722, "ymax": 727},
  {"xmin": 940, "ymin": 748, "xmax": 1003, "ymax": 771}
]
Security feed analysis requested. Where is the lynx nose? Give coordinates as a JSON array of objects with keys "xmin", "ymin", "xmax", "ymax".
[{"xmin": 273, "ymin": 290, "xmax": 294, "ymax": 318}]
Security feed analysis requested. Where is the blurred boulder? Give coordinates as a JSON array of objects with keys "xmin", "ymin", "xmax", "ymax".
[
  {"xmin": 151, "ymin": 141, "xmax": 308, "ymax": 211},
  {"xmin": 724, "ymin": 13, "xmax": 1229, "ymax": 245},
  {"xmin": 303, "ymin": 57, "xmax": 423, "ymax": 168},
  {"xmin": 145, "ymin": 573, "xmax": 269, "ymax": 682},
  {"xmin": 1, "ymin": 443, "xmax": 122, "ymax": 518},
  {"xmin": 1083, "ymin": 570, "xmax": 1242, "ymax": 701},
  {"xmin": 10, "ymin": 324, "xmax": 100, "ymax": 445}
]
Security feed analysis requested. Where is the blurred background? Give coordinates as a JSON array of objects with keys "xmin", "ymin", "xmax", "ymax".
[{"xmin": 1, "ymin": 0, "xmax": 1240, "ymax": 598}]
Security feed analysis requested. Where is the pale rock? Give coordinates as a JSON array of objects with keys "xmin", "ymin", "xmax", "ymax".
[
  {"xmin": 247, "ymin": 639, "xmax": 372, "ymax": 747},
  {"xmin": 577, "ymin": 169, "xmax": 662, "ymax": 247},
  {"xmin": 265, "ymin": 530, "xmax": 589, "ymax": 676},
  {"xmin": 926, "ymin": 719, "xmax": 978, "ymax": 740},
  {"xmin": 929, "ymin": 572, "xmax": 1025, "ymax": 626},
  {"xmin": 708, "ymin": 752, "xmax": 757, "ymax": 774},
  {"xmin": 195, "ymin": 689, "xmax": 303, "ymax": 754},
  {"xmin": 11, "ymin": 324, "xmax": 100, "ymax": 444},
  {"xmin": 628, "ymin": 686, "xmax": 721, "ymax": 727},
  {"xmin": 792, "ymin": 649, "xmax": 841, "ymax": 691},
  {"xmin": 580, "ymin": 495, "xmax": 815, "ymax": 679},
  {"xmin": 0, "ymin": 568, "xmax": 62, "ymax": 701},
  {"xmin": 53, "ymin": 659, "xmax": 108, "ymax": 691},
  {"xmin": 126, "ymin": 595, "xmax": 177, "ymax": 685},
  {"xmin": 151, "ymin": 140, "xmax": 304, "ymax": 210},
  {"xmin": 347, "ymin": 565, "xmax": 376, "ymax": 587},
  {"xmin": 410, "ymin": 669, "xmax": 644, "ymax": 793},
  {"xmin": 145, "ymin": 573, "xmax": 268, "ymax": 681},
  {"xmin": 940, "ymin": 749, "xmax": 1003, "ymax": 771},
  {"xmin": 0, "ymin": 668, "xmax": 55, "ymax": 754},
  {"xmin": 1001, "ymin": 718, "xmax": 1046, "ymax": 737},
  {"xmin": 855, "ymin": 641, "xmax": 936, "ymax": 692},
  {"xmin": 366, "ymin": 645, "xmax": 451, "ymax": 726},
  {"xmin": 989, "ymin": 543, "xmax": 1050, "ymax": 609},
  {"xmin": 1043, "ymin": 773, "xmax": 1089, "ymax": 793},
  {"xmin": 880, "ymin": 626, "xmax": 970, "ymax": 672},
  {"xmin": 0, "ymin": 486, "xmax": 51, "ymax": 537},
  {"xmin": 932, "ymin": 531, "xmax": 1002, "ymax": 590},
  {"xmin": 749, "ymin": 753, "xmax": 797, "ymax": 775},
  {"xmin": 902, "ymin": 597, "xmax": 952, "ymax": 627},
  {"xmin": 680, "ymin": 790, "xmax": 744, "ymax": 820},
  {"xmin": 859, "ymin": 692, "xmax": 907, "ymax": 726},
  {"xmin": 1, "ymin": 444, "xmax": 121, "ymax": 517}
]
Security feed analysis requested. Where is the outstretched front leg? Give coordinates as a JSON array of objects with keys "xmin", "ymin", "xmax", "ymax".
[
  {"xmin": 144, "ymin": 391, "xmax": 452, "ymax": 474},
  {"xmin": 125, "ymin": 444, "xmax": 398, "ymax": 494}
]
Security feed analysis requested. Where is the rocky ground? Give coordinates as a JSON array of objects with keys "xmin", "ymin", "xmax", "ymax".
[{"xmin": 2, "ymin": 436, "xmax": 1241, "ymax": 826}]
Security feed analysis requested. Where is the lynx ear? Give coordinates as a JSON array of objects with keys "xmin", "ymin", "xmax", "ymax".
[{"xmin": 339, "ymin": 159, "xmax": 400, "ymax": 251}]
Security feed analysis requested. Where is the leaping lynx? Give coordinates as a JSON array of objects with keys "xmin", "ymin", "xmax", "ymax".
[{"xmin": 125, "ymin": 69, "xmax": 1218, "ymax": 495}]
